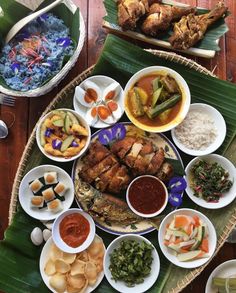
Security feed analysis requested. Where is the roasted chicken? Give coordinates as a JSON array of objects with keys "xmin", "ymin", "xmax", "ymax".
[
  {"xmin": 79, "ymin": 141, "xmax": 131, "ymax": 193},
  {"xmin": 117, "ymin": 0, "xmax": 149, "ymax": 30},
  {"xmin": 79, "ymin": 137, "xmax": 174, "ymax": 194},
  {"xmin": 141, "ymin": 3, "xmax": 196, "ymax": 37},
  {"xmin": 169, "ymin": 1, "xmax": 228, "ymax": 50}
]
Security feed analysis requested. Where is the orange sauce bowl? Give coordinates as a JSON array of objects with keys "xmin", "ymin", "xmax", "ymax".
[
  {"xmin": 126, "ymin": 175, "xmax": 168, "ymax": 218},
  {"xmin": 52, "ymin": 208, "xmax": 96, "ymax": 253},
  {"xmin": 124, "ymin": 66, "xmax": 191, "ymax": 133}
]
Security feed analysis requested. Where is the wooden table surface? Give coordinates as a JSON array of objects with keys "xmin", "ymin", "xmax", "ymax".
[{"xmin": 0, "ymin": 0, "xmax": 235, "ymax": 292}]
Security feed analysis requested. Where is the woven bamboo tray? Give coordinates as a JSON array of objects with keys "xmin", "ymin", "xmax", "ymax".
[{"xmin": 8, "ymin": 50, "xmax": 236, "ymax": 293}]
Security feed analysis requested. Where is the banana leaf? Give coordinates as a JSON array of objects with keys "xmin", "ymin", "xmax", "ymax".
[
  {"xmin": 103, "ymin": 0, "xmax": 229, "ymax": 51},
  {"xmin": 1, "ymin": 34, "xmax": 236, "ymax": 293},
  {"xmin": 0, "ymin": 0, "xmax": 80, "ymax": 90}
]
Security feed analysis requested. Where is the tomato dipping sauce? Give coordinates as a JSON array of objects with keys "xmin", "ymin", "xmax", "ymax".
[
  {"xmin": 59, "ymin": 213, "xmax": 90, "ymax": 248},
  {"xmin": 128, "ymin": 176, "xmax": 167, "ymax": 215}
]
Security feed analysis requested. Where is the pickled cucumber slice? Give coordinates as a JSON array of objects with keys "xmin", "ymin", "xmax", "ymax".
[{"xmin": 60, "ymin": 135, "xmax": 74, "ymax": 152}]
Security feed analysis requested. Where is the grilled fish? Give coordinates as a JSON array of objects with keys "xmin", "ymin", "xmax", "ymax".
[{"xmin": 75, "ymin": 180, "xmax": 141, "ymax": 225}]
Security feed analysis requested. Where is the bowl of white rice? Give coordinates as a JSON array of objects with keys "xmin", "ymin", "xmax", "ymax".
[{"xmin": 171, "ymin": 103, "xmax": 226, "ymax": 156}]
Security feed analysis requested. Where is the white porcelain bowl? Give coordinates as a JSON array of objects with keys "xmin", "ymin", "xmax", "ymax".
[
  {"xmin": 104, "ymin": 234, "xmax": 160, "ymax": 293},
  {"xmin": 36, "ymin": 108, "xmax": 91, "ymax": 162},
  {"xmin": 205, "ymin": 259, "xmax": 236, "ymax": 293},
  {"xmin": 52, "ymin": 208, "xmax": 96, "ymax": 253},
  {"xmin": 73, "ymin": 75, "xmax": 124, "ymax": 128},
  {"xmin": 126, "ymin": 175, "xmax": 168, "ymax": 218},
  {"xmin": 185, "ymin": 154, "xmax": 236, "ymax": 209},
  {"xmin": 124, "ymin": 66, "xmax": 191, "ymax": 133},
  {"xmin": 19, "ymin": 164, "xmax": 74, "ymax": 221},
  {"xmin": 171, "ymin": 103, "xmax": 226, "ymax": 156},
  {"xmin": 158, "ymin": 208, "xmax": 217, "ymax": 269}
]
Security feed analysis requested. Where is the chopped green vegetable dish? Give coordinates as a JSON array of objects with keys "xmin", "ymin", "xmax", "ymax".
[
  {"xmin": 212, "ymin": 277, "xmax": 236, "ymax": 293},
  {"xmin": 109, "ymin": 239, "xmax": 153, "ymax": 287},
  {"xmin": 190, "ymin": 160, "xmax": 233, "ymax": 202}
]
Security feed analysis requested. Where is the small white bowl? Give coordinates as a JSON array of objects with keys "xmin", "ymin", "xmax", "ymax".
[
  {"xmin": 73, "ymin": 75, "xmax": 124, "ymax": 128},
  {"xmin": 171, "ymin": 103, "xmax": 226, "ymax": 156},
  {"xmin": 158, "ymin": 208, "xmax": 217, "ymax": 269},
  {"xmin": 185, "ymin": 154, "xmax": 236, "ymax": 209},
  {"xmin": 205, "ymin": 259, "xmax": 236, "ymax": 293},
  {"xmin": 52, "ymin": 208, "xmax": 96, "ymax": 253},
  {"xmin": 19, "ymin": 164, "xmax": 74, "ymax": 221},
  {"xmin": 40, "ymin": 235, "xmax": 105, "ymax": 293},
  {"xmin": 36, "ymin": 108, "xmax": 91, "ymax": 162},
  {"xmin": 126, "ymin": 175, "xmax": 168, "ymax": 218},
  {"xmin": 124, "ymin": 66, "xmax": 191, "ymax": 133},
  {"xmin": 104, "ymin": 234, "xmax": 160, "ymax": 293}
]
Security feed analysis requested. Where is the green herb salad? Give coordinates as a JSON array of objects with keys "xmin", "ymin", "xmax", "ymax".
[{"xmin": 109, "ymin": 239, "xmax": 153, "ymax": 287}]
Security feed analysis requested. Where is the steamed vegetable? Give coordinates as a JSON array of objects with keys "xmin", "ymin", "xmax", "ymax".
[{"xmin": 109, "ymin": 240, "xmax": 153, "ymax": 287}]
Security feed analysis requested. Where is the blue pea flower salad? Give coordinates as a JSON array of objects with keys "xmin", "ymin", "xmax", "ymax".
[{"xmin": 0, "ymin": 13, "xmax": 75, "ymax": 91}]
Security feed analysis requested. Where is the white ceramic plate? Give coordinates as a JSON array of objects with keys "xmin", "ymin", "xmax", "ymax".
[
  {"xmin": 185, "ymin": 154, "xmax": 236, "ymax": 209},
  {"xmin": 104, "ymin": 234, "xmax": 160, "ymax": 293},
  {"xmin": 73, "ymin": 75, "xmax": 124, "ymax": 128},
  {"xmin": 205, "ymin": 259, "xmax": 236, "ymax": 293},
  {"xmin": 171, "ymin": 103, "xmax": 226, "ymax": 156},
  {"xmin": 19, "ymin": 165, "xmax": 74, "ymax": 221},
  {"xmin": 52, "ymin": 208, "xmax": 96, "ymax": 253},
  {"xmin": 36, "ymin": 108, "xmax": 91, "ymax": 163},
  {"xmin": 40, "ymin": 235, "xmax": 105, "ymax": 293},
  {"xmin": 158, "ymin": 208, "xmax": 217, "ymax": 269}
]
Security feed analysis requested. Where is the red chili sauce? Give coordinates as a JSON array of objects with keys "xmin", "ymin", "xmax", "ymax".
[
  {"xmin": 128, "ymin": 176, "xmax": 166, "ymax": 214},
  {"xmin": 59, "ymin": 213, "xmax": 90, "ymax": 248}
]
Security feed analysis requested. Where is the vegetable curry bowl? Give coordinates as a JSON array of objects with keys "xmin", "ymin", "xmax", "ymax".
[{"xmin": 124, "ymin": 66, "xmax": 191, "ymax": 132}]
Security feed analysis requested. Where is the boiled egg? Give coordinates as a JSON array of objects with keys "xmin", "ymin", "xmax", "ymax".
[
  {"xmin": 97, "ymin": 105, "xmax": 114, "ymax": 124},
  {"xmin": 103, "ymin": 82, "xmax": 120, "ymax": 101},
  {"xmin": 74, "ymin": 81, "xmax": 102, "ymax": 108},
  {"xmin": 85, "ymin": 107, "xmax": 98, "ymax": 126},
  {"xmin": 106, "ymin": 100, "xmax": 122, "ymax": 120}
]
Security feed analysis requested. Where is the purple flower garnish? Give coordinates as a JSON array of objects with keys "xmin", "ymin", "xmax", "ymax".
[
  {"xmin": 56, "ymin": 37, "xmax": 71, "ymax": 48},
  {"xmin": 45, "ymin": 128, "xmax": 54, "ymax": 137},
  {"xmin": 98, "ymin": 129, "xmax": 113, "ymax": 145},
  {"xmin": 52, "ymin": 139, "xmax": 62, "ymax": 150},
  {"xmin": 168, "ymin": 193, "xmax": 183, "ymax": 207},
  {"xmin": 71, "ymin": 141, "xmax": 79, "ymax": 147},
  {"xmin": 111, "ymin": 123, "xmax": 126, "ymax": 141},
  {"xmin": 14, "ymin": 29, "xmax": 30, "ymax": 42},
  {"xmin": 11, "ymin": 63, "xmax": 20, "ymax": 74},
  {"xmin": 168, "ymin": 176, "xmax": 187, "ymax": 193},
  {"xmin": 37, "ymin": 13, "xmax": 48, "ymax": 23}
]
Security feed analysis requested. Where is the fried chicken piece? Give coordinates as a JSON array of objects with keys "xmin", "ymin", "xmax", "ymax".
[
  {"xmin": 118, "ymin": 0, "xmax": 149, "ymax": 30},
  {"xmin": 169, "ymin": 1, "xmax": 228, "ymax": 50},
  {"xmin": 156, "ymin": 162, "xmax": 174, "ymax": 182},
  {"xmin": 141, "ymin": 3, "xmax": 196, "ymax": 37},
  {"xmin": 124, "ymin": 141, "xmax": 144, "ymax": 167},
  {"xmin": 111, "ymin": 136, "xmax": 136, "ymax": 159},
  {"xmin": 82, "ymin": 141, "xmax": 110, "ymax": 168},
  {"xmin": 80, "ymin": 154, "xmax": 118, "ymax": 184},
  {"xmin": 108, "ymin": 165, "xmax": 131, "ymax": 193},
  {"xmin": 146, "ymin": 147, "xmax": 165, "ymax": 174},
  {"xmin": 95, "ymin": 163, "xmax": 120, "ymax": 192}
]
